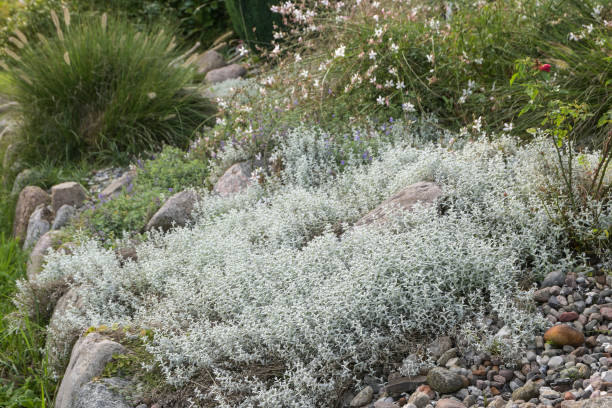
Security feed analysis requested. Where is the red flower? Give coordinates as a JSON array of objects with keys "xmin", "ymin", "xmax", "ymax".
[{"xmin": 538, "ymin": 64, "xmax": 551, "ymax": 72}]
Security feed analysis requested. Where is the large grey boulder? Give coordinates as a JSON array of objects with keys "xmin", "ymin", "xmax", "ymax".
[
  {"xmin": 51, "ymin": 181, "xmax": 87, "ymax": 212},
  {"xmin": 27, "ymin": 230, "xmax": 63, "ymax": 280},
  {"xmin": 355, "ymin": 181, "xmax": 443, "ymax": 226},
  {"xmin": 99, "ymin": 171, "xmax": 136, "ymax": 200},
  {"xmin": 55, "ymin": 332, "xmax": 126, "ymax": 408},
  {"xmin": 13, "ymin": 186, "xmax": 50, "ymax": 241},
  {"xmin": 73, "ymin": 378, "xmax": 131, "ymax": 408},
  {"xmin": 213, "ymin": 162, "xmax": 253, "ymax": 197},
  {"xmin": 194, "ymin": 50, "xmax": 226, "ymax": 75},
  {"xmin": 23, "ymin": 204, "xmax": 53, "ymax": 249},
  {"xmin": 205, "ymin": 63, "xmax": 247, "ymax": 84},
  {"xmin": 145, "ymin": 189, "xmax": 199, "ymax": 232},
  {"xmin": 52, "ymin": 204, "xmax": 76, "ymax": 230}
]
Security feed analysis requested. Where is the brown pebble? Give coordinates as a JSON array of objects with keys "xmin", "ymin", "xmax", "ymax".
[
  {"xmin": 543, "ymin": 324, "xmax": 585, "ymax": 347},
  {"xmin": 398, "ymin": 397, "xmax": 407, "ymax": 406},
  {"xmin": 559, "ymin": 312, "xmax": 579, "ymax": 322},
  {"xmin": 490, "ymin": 386, "xmax": 500, "ymax": 396},
  {"xmin": 564, "ymin": 391, "xmax": 576, "ymax": 400}
]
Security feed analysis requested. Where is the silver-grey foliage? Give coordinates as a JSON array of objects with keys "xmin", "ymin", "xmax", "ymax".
[{"xmin": 24, "ymin": 125, "xmax": 611, "ymax": 406}]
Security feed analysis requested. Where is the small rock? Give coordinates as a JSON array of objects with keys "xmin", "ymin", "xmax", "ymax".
[
  {"xmin": 548, "ymin": 356, "xmax": 565, "ymax": 369},
  {"xmin": 600, "ymin": 307, "xmax": 612, "ymax": 320},
  {"xmin": 438, "ymin": 348, "xmax": 458, "ymax": 367},
  {"xmin": 52, "ymin": 204, "xmax": 76, "ymax": 230},
  {"xmin": 427, "ymin": 367, "xmax": 464, "ymax": 394},
  {"xmin": 407, "ymin": 391, "xmax": 430, "ymax": 408},
  {"xmin": 542, "ymin": 271, "xmax": 566, "ymax": 288},
  {"xmin": 429, "ymin": 336, "xmax": 453, "ymax": 360},
  {"xmin": 194, "ymin": 50, "xmax": 226, "ymax": 75},
  {"xmin": 544, "ymin": 325, "xmax": 585, "ymax": 347},
  {"xmin": 351, "ymin": 386, "xmax": 373, "ymax": 407},
  {"xmin": 559, "ymin": 312, "xmax": 580, "ymax": 322},
  {"xmin": 99, "ymin": 171, "xmax": 136, "ymax": 199},
  {"xmin": 26, "ymin": 230, "xmax": 62, "ymax": 280},
  {"xmin": 435, "ymin": 398, "xmax": 466, "ymax": 408},
  {"xmin": 205, "ymin": 63, "xmax": 247, "ymax": 83},
  {"xmin": 213, "ymin": 162, "xmax": 253, "ymax": 197},
  {"xmin": 385, "ymin": 376, "xmax": 427, "ymax": 395},
  {"xmin": 145, "ymin": 190, "xmax": 199, "ymax": 232},
  {"xmin": 534, "ymin": 288, "xmax": 552, "ymax": 303},
  {"xmin": 511, "ymin": 380, "xmax": 540, "ymax": 401},
  {"xmin": 11, "ymin": 169, "xmax": 38, "ymax": 196}
]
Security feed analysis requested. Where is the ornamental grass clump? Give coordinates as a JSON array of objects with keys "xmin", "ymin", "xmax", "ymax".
[
  {"xmin": 2, "ymin": 10, "xmax": 214, "ymax": 164},
  {"xmin": 22, "ymin": 124, "xmax": 612, "ymax": 406}
]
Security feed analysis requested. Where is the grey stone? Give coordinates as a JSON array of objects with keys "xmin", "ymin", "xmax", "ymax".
[
  {"xmin": 52, "ymin": 204, "xmax": 76, "ymax": 230},
  {"xmin": 511, "ymin": 380, "xmax": 539, "ymax": 401},
  {"xmin": 213, "ymin": 162, "xmax": 253, "ymax": 197},
  {"xmin": 408, "ymin": 391, "xmax": 430, "ymax": 408},
  {"xmin": 51, "ymin": 181, "xmax": 87, "ymax": 212},
  {"xmin": 55, "ymin": 332, "xmax": 126, "ymax": 408},
  {"xmin": 13, "ymin": 186, "xmax": 50, "ymax": 241},
  {"xmin": 27, "ymin": 230, "xmax": 62, "ymax": 280},
  {"xmin": 146, "ymin": 189, "xmax": 199, "ymax": 232},
  {"xmin": 429, "ymin": 336, "xmax": 453, "ymax": 360},
  {"xmin": 548, "ymin": 356, "xmax": 564, "ymax": 369},
  {"xmin": 427, "ymin": 367, "xmax": 464, "ymax": 394},
  {"xmin": 205, "ymin": 63, "xmax": 247, "ymax": 83},
  {"xmin": 73, "ymin": 377, "xmax": 131, "ymax": 408},
  {"xmin": 350, "ymin": 385, "xmax": 373, "ymax": 407},
  {"xmin": 194, "ymin": 50, "xmax": 226, "ymax": 75},
  {"xmin": 542, "ymin": 271, "xmax": 566, "ymax": 288},
  {"xmin": 560, "ymin": 396, "xmax": 612, "ymax": 408},
  {"xmin": 355, "ymin": 181, "xmax": 443, "ymax": 226},
  {"xmin": 46, "ymin": 288, "xmax": 84, "ymax": 373},
  {"xmin": 24, "ymin": 204, "xmax": 53, "ymax": 249},
  {"xmin": 437, "ymin": 348, "xmax": 458, "ymax": 366},
  {"xmin": 99, "ymin": 171, "xmax": 136, "ymax": 199},
  {"xmin": 385, "ymin": 375, "xmax": 427, "ymax": 394},
  {"xmin": 11, "ymin": 169, "xmax": 38, "ymax": 196}
]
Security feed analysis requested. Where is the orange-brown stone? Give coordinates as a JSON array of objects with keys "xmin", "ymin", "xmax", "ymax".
[{"xmin": 543, "ymin": 325, "xmax": 585, "ymax": 347}]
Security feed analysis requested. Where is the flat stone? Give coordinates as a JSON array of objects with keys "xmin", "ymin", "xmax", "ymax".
[
  {"xmin": 429, "ymin": 336, "xmax": 453, "ymax": 359},
  {"xmin": 54, "ymin": 333, "xmax": 126, "ymax": 408},
  {"xmin": 205, "ymin": 63, "xmax": 247, "ymax": 83},
  {"xmin": 99, "ymin": 171, "xmax": 136, "ymax": 199},
  {"xmin": 559, "ymin": 312, "xmax": 580, "ymax": 322},
  {"xmin": 560, "ymin": 396, "xmax": 612, "ymax": 408},
  {"xmin": 356, "ymin": 181, "xmax": 443, "ymax": 226},
  {"xmin": 213, "ymin": 162, "xmax": 253, "ymax": 197},
  {"xmin": 46, "ymin": 287, "xmax": 84, "ymax": 373},
  {"xmin": 385, "ymin": 376, "xmax": 427, "ymax": 394},
  {"xmin": 13, "ymin": 186, "xmax": 50, "ymax": 241},
  {"xmin": 51, "ymin": 181, "xmax": 87, "ymax": 212},
  {"xmin": 145, "ymin": 189, "xmax": 199, "ymax": 232}
]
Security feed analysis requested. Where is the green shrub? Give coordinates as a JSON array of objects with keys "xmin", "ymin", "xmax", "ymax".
[
  {"xmin": 225, "ymin": 0, "xmax": 280, "ymax": 49},
  {"xmin": 2, "ymin": 12, "xmax": 215, "ymax": 165},
  {"xmin": 69, "ymin": 146, "xmax": 209, "ymax": 243}
]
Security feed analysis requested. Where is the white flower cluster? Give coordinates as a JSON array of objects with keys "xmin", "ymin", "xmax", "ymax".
[{"xmin": 30, "ymin": 126, "xmax": 611, "ymax": 406}]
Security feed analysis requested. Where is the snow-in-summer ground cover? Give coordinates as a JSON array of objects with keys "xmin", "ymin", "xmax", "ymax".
[{"xmin": 19, "ymin": 123, "xmax": 611, "ymax": 406}]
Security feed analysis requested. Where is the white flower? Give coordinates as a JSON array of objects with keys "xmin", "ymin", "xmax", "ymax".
[
  {"xmin": 474, "ymin": 58, "xmax": 483, "ymax": 65},
  {"xmin": 374, "ymin": 27, "xmax": 383, "ymax": 37},
  {"xmin": 384, "ymin": 79, "xmax": 394, "ymax": 88},
  {"xmin": 295, "ymin": 53, "xmax": 302, "ymax": 62},
  {"xmin": 402, "ymin": 102, "xmax": 415, "ymax": 112},
  {"xmin": 503, "ymin": 122, "xmax": 513, "ymax": 132},
  {"xmin": 216, "ymin": 117, "xmax": 226, "ymax": 126},
  {"xmin": 376, "ymin": 95, "xmax": 385, "ymax": 105},
  {"xmin": 396, "ymin": 81, "xmax": 405, "ymax": 90},
  {"xmin": 426, "ymin": 53, "xmax": 434, "ymax": 63},
  {"xmin": 334, "ymin": 45, "xmax": 346, "ymax": 58},
  {"xmin": 300, "ymin": 70, "xmax": 309, "ymax": 78},
  {"xmin": 368, "ymin": 49, "xmax": 377, "ymax": 60},
  {"xmin": 237, "ymin": 45, "xmax": 249, "ymax": 56},
  {"xmin": 390, "ymin": 43, "xmax": 399, "ymax": 52}
]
